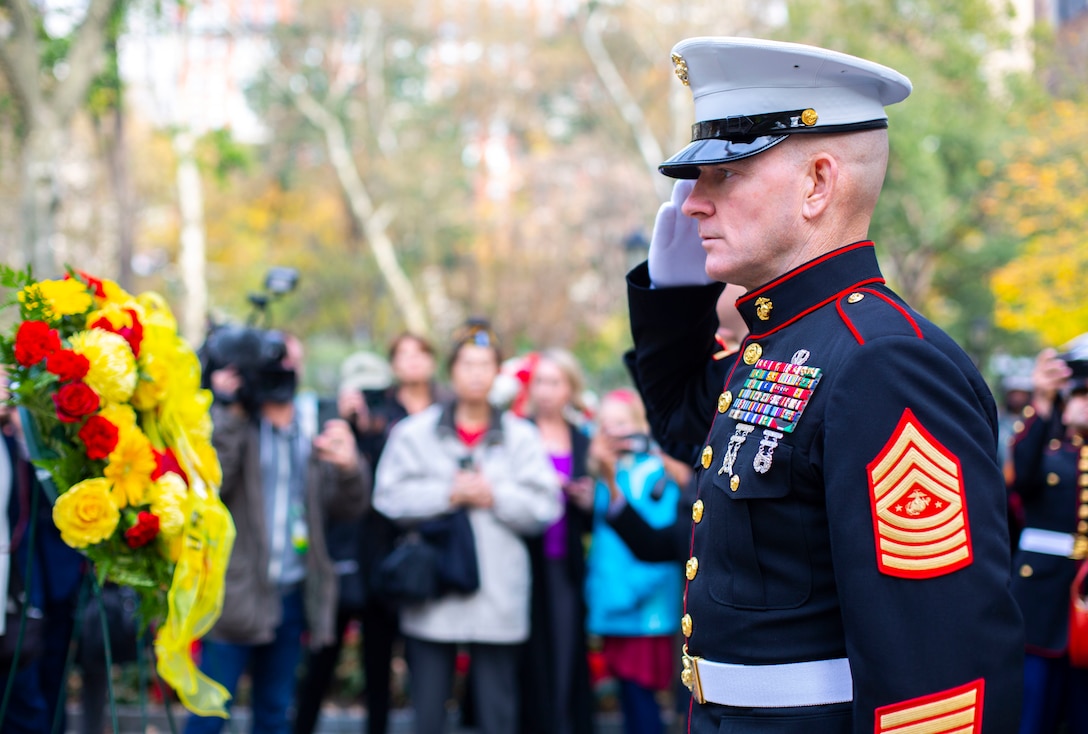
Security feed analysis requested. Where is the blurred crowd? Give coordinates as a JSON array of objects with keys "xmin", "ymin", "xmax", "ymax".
[{"xmin": 2, "ymin": 314, "xmax": 1088, "ymax": 734}]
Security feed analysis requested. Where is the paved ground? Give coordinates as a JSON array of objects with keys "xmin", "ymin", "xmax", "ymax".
[{"xmin": 65, "ymin": 705, "xmax": 652, "ymax": 733}]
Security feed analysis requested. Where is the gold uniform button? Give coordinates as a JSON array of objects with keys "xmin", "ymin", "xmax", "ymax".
[
  {"xmin": 692, "ymin": 499, "xmax": 704, "ymax": 523},
  {"xmin": 1080, "ymin": 460, "xmax": 1088, "ymax": 472},
  {"xmin": 1049, "ymin": 439, "xmax": 1062, "ymax": 451},
  {"xmin": 1081, "ymin": 475, "xmax": 1088, "ymax": 487},
  {"xmin": 1080, "ymin": 521, "xmax": 1088, "ymax": 534},
  {"xmin": 1082, "ymin": 490, "xmax": 1088, "ymax": 503},
  {"xmin": 1023, "ymin": 405, "xmax": 1036, "ymax": 419},
  {"xmin": 701, "ymin": 446, "xmax": 713, "ymax": 470},
  {"xmin": 730, "ymin": 476, "xmax": 740, "ymax": 492},
  {"xmin": 743, "ymin": 343, "xmax": 763, "ymax": 365},
  {"xmin": 847, "ymin": 292, "xmax": 864, "ymax": 304},
  {"xmin": 1020, "ymin": 564, "xmax": 1033, "ymax": 578},
  {"xmin": 686, "ymin": 557, "xmax": 699, "ymax": 581},
  {"xmin": 1013, "ymin": 421, "xmax": 1025, "ymax": 434},
  {"xmin": 1048, "ymin": 472, "xmax": 1061, "ymax": 486},
  {"xmin": 718, "ymin": 391, "xmax": 733, "ymax": 413},
  {"xmin": 1075, "ymin": 435, "xmax": 1085, "ymax": 447},
  {"xmin": 681, "ymin": 614, "xmax": 692, "ymax": 638},
  {"xmin": 1080, "ymin": 506, "xmax": 1088, "ymax": 520}
]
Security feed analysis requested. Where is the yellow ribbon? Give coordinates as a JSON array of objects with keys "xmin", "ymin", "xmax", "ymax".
[
  {"xmin": 154, "ymin": 491, "xmax": 236, "ymax": 717},
  {"xmin": 151, "ymin": 413, "xmax": 237, "ymax": 718}
]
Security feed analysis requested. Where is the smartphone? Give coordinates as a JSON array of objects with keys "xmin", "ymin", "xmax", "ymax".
[
  {"xmin": 620, "ymin": 433, "xmax": 652, "ymax": 455},
  {"xmin": 458, "ymin": 455, "xmax": 476, "ymax": 471}
]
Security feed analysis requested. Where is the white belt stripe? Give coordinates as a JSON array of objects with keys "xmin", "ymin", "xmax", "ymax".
[
  {"xmin": 695, "ymin": 657, "xmax": 853, "ymax": 708},
  {"xmin": 1019, "ymin": 528, "xmax": 1075, "ymax": 557}
]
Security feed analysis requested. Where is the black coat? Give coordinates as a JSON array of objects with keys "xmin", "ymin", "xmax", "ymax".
[
  {"xmin": 627, "ymin": 243, "xmax": 1023, "ymax": 733},
  {"xmin": 518, "ymin": 422, "xmax": 596, "ymax": 734}
]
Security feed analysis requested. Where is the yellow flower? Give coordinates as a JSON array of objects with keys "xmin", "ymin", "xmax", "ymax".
[
  {"xmin": 148, "ymin": 473, "xmax": 189, "ymax": 538},
  {"xmin": 136, "ymin": 292, "xmax": 178, "ymax": 332},
  {"xmin": 98, "ymin": 403, "xmax": 137, "ymax": 430},
  {"xmin": 69, "ymin": 329, "xmax": 137, "ymax": 404},
  {"xmin": 132, "ymin": 355, "xmax": 169, "ymax": 411},
  {"xmin": 53, "ymin": 478, "xmax": 120, "ymax": 548},
  {"xmin": 35, "ymin": 278, "xmax": 94, "ymax": 317},
  {"xmin": 104, "ymin": 425, "xmax": 156, "ymax": 509},
  {"xmin": 99, "ymin": 279, "xmax": 135, "ymax": 307}
]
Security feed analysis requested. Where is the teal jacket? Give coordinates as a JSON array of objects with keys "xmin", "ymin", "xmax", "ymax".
[{"xmin": 585, "ymin": 452, "xmax": 682, "ymax": 636}]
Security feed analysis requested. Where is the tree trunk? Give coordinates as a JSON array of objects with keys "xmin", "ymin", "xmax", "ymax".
[
  {"xmin": 20, "ymin": 120, "xmax": 64, "ymax": 278},
  {"xmin": 174, "ymin": 131, "xmax": 208, "ymax": 345},
  {"xmin": 106, "ymin": 108, "xmax": 136, "ymax": 290}
]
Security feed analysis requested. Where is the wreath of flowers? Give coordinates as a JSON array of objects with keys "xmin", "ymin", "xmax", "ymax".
[{"xmin": 0, "ymin": 266, "xmax": 235, "ymax": 717}]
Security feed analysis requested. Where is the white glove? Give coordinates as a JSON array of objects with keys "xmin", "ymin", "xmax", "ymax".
[{"xmin": 647, "ymin": 179, "xmax": 714, "ymax": 288}]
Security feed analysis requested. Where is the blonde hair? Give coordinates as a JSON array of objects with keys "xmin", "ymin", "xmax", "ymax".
[{"xmin": 535, "ymin": 348, "xmax": 588, "ymax": 415}]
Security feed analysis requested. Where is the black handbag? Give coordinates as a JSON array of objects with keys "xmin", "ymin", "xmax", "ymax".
[{"xmin": 374, "ymin": 509, "xmax": 479, "ymax": 603}]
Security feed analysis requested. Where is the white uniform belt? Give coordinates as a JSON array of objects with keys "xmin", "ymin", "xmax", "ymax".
[
  {"xmin": 1019, "ymin": 528, "xmax": 1075, "ymax": 557},
  {"xmin": 682, "ymin": 654, "xmax": 853, "ymax": 708}
]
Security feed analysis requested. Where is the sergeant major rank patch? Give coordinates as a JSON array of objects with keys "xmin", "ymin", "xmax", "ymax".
[
  {"xmin": 867, "ymin": 408, "xmax": 973, "ymax": 579},
  {"xmin": 728, "ymin": 358, "xmax": 822, "ymax": 433}
]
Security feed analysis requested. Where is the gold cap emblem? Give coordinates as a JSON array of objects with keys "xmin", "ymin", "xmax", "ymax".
[
  {"xmin": 671, "ymin": 53, "xmax": 690, "ymax": 86},
  {"xmin": 743, "ymin": 343, "xmax": 763, "ymax": 365},
  {"xmin": 847, "ymin": 292, "xmax": 864, "ymax": 304},
  {"xmin": 701, "ymin": 445, "xmax": 713, "ymax": 470},
  {"xmin": 717, "ymin": 391, "xmax": 732, "ymax": 413},
  {"xmin": 800, "ymin": 108, "xmax": 819, "ymax": 126},
  {"xmin": 686, "ymin": 557, "xmax": 699, "ymax": 580},
  {"xmin": 754, "ymin": 297, "xmax": 773, "ymax": 321},
  {"xmin": 692, "ymin": 499, "xmax": 704, "ymax": 523}
]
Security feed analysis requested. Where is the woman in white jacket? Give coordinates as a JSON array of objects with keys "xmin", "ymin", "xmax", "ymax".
[{"xmin": 372, "ymin": 321, "xmax": 562, "ymax": 734}]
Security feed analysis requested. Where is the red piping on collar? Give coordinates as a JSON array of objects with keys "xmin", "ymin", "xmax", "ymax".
[
  {"xmin": 737, "ymin": 241, "xmax": 875, "ymax": 305},
  {"xmin": 748, "ymin": 277, "xmax": 885, "ymax": 339}
]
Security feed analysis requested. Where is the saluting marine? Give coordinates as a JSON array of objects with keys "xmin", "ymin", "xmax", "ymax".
[{"xmin": 627, "ymin": 37, "xmax": 1023, "ymax": 733}]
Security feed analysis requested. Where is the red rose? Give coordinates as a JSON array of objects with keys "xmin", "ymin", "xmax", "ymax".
[
  {"xmin": 124, "ymin": 511, "xmax": 161, "ymax": 548},
  {"xmin": 78, "ymin": 415, "xmax": 119, "ymax": 460},
  {"xmin": 152, "ymin": 447, "xmax": 189, "ymax": 485},
  {"xmin": 14, "ymin": 320, "xmax": 61, "ymax": 367},
  {"xmin": 45, "ymin": 349, "xmax": 90, "ymax": 382},
  {"xmin": 52, "ymin": 382, "xmax": 100, "ymax": 423}
]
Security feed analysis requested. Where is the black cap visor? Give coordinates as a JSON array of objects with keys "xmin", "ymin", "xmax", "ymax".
[{"xmin": 658, "ymin": 135, "xmax": 788, "ymax": 179}]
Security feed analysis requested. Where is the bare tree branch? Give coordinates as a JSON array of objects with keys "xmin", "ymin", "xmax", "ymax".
[
  {"xmin": 53, "ymin": 0, "xmax": 119, "ymax": 121},
  {"xmin": 580, "ymin": 6, "xmax": 670, "ymax": 200},
  {"xmin": 267, "ymin": 58, "xmax": 429, "ymax": 335}
]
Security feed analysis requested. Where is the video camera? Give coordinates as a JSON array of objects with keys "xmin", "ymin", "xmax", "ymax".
[{"xmin": 201, "ymin": 267, "xmax": 300, "ymax": 410}]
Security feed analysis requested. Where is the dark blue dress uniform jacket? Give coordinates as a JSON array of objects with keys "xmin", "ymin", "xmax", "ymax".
[
  {"xmin": 1008, "ymin": 407, "xmax": 1085, "ymax": 655},
  {"xmin": 627, "ymin": 242, "xmax": 1023, "ymax": 733}
]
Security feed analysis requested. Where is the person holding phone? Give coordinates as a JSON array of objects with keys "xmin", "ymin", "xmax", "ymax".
[
  {"xmin": 585, "ymin": 389, "xmax": 682, "ymax": 734},
  {"xmin": 372, "ymin": 321, "xmax": 561, "ymax": 734},
  {"xmin": 1008, "ymin": 337, "xmax": 1088, "ymax": 734}
]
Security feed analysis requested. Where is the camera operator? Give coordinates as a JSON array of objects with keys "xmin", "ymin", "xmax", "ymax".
[
  {"xmin": 184, "ymin": 334, "xmax": 370, "ymax": 734},
  {"xmin": 1008, "ymin": 339, "xmax": 1088, "ymax": 734}
]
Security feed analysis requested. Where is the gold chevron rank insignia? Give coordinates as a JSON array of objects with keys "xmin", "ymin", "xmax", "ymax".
[
  {"xmin": 875, "ymin": 679, "xmax": 984, "ymax": 734},
  {"xmin": 867, "ymin": 408, "xmax": 973, "ymax": 579}
]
